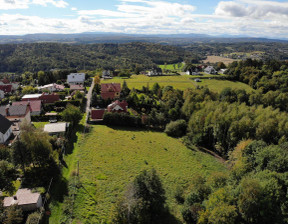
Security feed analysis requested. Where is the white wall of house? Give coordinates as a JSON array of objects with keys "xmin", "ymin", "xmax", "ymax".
[
  {"xmin": 0, "ymin": 90, "xmax": 4, "ymax": 99},
  {"xmin": 24, "ymin": 110, "xmax": 31, "ymax": 123},
  {"xmin": 0, "ymin": 127, "xmax": 12, "ymax": 143}
]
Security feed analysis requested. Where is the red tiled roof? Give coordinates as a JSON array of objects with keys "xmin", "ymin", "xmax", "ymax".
[
  {"xmin": 91, "ymin": 109, "xmax": 106, "ymax": 120},
  {"xmin": 101, "ymin": 83, "xmax": 121, "ymax": 100},
  {"xmin": 1, "ymin": 78, "xmax": 10, "ymax": 84},
  {"xmin": 12, "ymin": 100, "xmax": 42, "ymax": 113},
  {"xmin": 39, "ymin": 93, "xmax": 60, "ymax": 104},
  {"xmin": 101, "ymin": 83, "xmax": 121, "ymax": 93},
  {"xmin": 101, "ymin": 92, "xmax": 117, "ymax": 100},
  {"xmin": 0, "ymin": 85, "xmax": 12, "ymax": 93}
]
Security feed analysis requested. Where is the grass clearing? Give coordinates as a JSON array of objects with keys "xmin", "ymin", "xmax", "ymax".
[
  {"xmin": 159, "ymin": 63, "xmax": 184, "ymax": 71},
  {"xmin": 32, "ymin": 122, "xmax": 49, "ymax": 130},
  {"xmin": 102, "ymin": 74, "xmax": 196, "ymax": 90},
  {"xmin": 195, "ymin": 79, "xmax": 253, "ymax": 93},
  {"xmin": 203, "ymin": 55, "xmax": 239, "ymax": 65},
  {"xmin": 57, "ymin": 125, "xmax": 228, "ymax": 223},
  {"xmin": 102, "ymin": 74, "xmax": 252, "ymax": 93}
]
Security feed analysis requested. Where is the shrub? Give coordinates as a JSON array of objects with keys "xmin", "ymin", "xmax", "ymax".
[{"xmin": 164, "ymin": 119, "xmax": 187, "ymax": 137}]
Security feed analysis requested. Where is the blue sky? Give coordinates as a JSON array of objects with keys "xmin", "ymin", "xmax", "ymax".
[{"xmin": 0, "ymin": 0, "xmax": 288, "ymax": 39}]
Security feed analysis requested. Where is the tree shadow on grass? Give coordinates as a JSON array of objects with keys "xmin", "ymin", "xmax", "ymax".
[
  {"xmin": 106, "ymin": 124, "xmax": 162, "ymax": 133},
  {"xmin": 154, "ymin": 208, "xmax": 182, "ymax": 224},
  {"xmin": 64, "ymin": 123, "xmax": 85, "ymax": 155},
  {"xmin": 78, "ymin": 182, "xmax": 98, "ymax": 205}
]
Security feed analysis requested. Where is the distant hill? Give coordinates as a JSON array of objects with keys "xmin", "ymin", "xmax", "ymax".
[{"xmin": 0, "ymin": 32, "xmax": 287, "ymax": 45}]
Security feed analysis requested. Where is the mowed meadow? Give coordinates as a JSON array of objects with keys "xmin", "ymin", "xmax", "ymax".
[
  {"xmin": 101, "ymin": 74, "xmax": 253, "ymax": 93},
  {"xmin": 56, "ymin": 125, "xmax": 227, "ymax": 223}
]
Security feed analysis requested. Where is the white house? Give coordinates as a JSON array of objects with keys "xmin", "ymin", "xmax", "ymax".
[
  {"xmin": 0, "ymin": 114, "xmax": 13, "ymax": 144},
  {"xmin": 4, "ymin": 188, "xmax": 43, "ymax": 212},
  {"xmin": 204, "ymin": 66, "xmax": 217, "ymax": 75},
  {"xmin": 38, "ymin": 83, "xmax": 65, "ymax": 92},
  {"xmin": 67, "ymin": 73, "xmax": 85, "ymax": 85}
]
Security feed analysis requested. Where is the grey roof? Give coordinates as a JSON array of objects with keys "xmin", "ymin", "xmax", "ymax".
[
  {"xmin": 4, "ymin": 188, "xmax": 41, "ymax": 207},
  {"xmin": 67, "ymin": 73, "xmax": 85, "ymax": 83},
  {"xmin": 44, "ymin": 122, "xmax": 68, "ymax": 133},
  {"xmin": 0, "ymin": 114, "xmax": 12, "ymax": 134},
  {"xmin": 0, "ymin": 105, "xmax": 28, "ymax": 117}
]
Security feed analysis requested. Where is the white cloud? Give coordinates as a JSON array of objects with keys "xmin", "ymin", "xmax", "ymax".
[
  {"xmin": 215, "ymin": 0, "xmax": 288, "ymax": 19},
  {"xmin": 1, "ymin": 0, "xmax": 288, "ymax": 39},
  {"xmin": 0, "ymin": 0, "xmax": 68, "ymax": 9}
]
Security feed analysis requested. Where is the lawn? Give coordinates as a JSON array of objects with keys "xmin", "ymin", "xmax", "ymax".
[
  {"xmin": 53, "ymin": 125, "xmax": 227, "ymax": 223},
  {"xmin": 32, "ymin": 122, "xmax": 49, "ymax": 130},
  {"xmin": 102, "ymin": 74, "xmax": 197, "ymax": 90},
  {"xmin": 102, "ymin": 74, "xmax": 252, "ymax": 93},
  {"xmin": 159, "ymin": 62, "xmax": 184, "ymax": 71},
  {"xmin": 195, "ymin": 79, "xmax": 253, "ymax": 93}
]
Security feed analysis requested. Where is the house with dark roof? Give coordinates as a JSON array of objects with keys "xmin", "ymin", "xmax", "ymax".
[
  {"xmin": 0, "ymin": 114, "xmax": 13, "ymax": 144},
  {"xmin": 4, "ymin": 188, "xmax": 43, "ymax": 211},
  {"xmin": 0, "ymin": 104, "xmax": 31, "ymax": 123},
  {"xmin": 107, "ymin": 100, "xmax": 128, "ymax": 113},
  {"xmin": 67, "ymin": 73, "xmax": 85, "ymax": 85},
  {"xmin": 101, "ymin": 83, "xmax": 121, "ymax": 100},
  {"xmin": 12, "ymin": 101, "xmax": 42, "ymax": 116}
]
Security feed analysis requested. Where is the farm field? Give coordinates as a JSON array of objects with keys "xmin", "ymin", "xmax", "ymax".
[
  {"xmin": 52, "ymin": 125, "xmax": 227, "ymax": 223},
  {"xmin": 203, "ymin": 55, "xmax": 239, "ymax": 65},
  {"xmin": 102, "ymin": 74, "xmax": 252, "ymax": 93},
  {"xmin": 102, "ymin": 74, "xmax": 196, "ymax": 90}
]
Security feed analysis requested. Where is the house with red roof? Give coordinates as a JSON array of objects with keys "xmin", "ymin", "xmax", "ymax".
[
  {"xmin": 90, "ymin": 109, "xmax": 106, "ymax": 121},
  {"xmin": 101, "ymin": 83, "xmax": 121, "ymax": 100},
  {"xmin": 107, "ymin": 100, "xmax": 128, "ymax": 113},
  {"xmin": 22, "ymin": 93, "xmax": 60, "ymax": 104},
  {"xmin": 12, "ymin": 101, "xmax": 42, "ymax": 116},
  {"xmin": 0, "ymin": 85, "xmax": 12, "ymax": 93}
]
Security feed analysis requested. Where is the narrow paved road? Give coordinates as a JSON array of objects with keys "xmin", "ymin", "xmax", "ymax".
[{"xmin": 84, "ymin": 78, "xmax": 95, "ymax": 131}]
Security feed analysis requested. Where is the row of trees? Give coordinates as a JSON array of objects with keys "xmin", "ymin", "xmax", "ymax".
[{"xmin": 180, "ymin": 140, "xmax": 288, "ymax": 224}]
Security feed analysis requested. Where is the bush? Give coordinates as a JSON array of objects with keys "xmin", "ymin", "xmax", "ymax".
[
  {"xmin": 164, "ymin": 119, "xmax": 187, "ymax": 137},
  {"xmin": 26, "ymin": 212, "xmax": 41, "ymax": 224},
  {"xmin": 103, "ymin": 112, "xmax": 141, "ymax": 127}
]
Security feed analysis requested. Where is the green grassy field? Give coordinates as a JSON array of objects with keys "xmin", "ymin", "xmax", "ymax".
[
  {"xmin": 50, "ymin": 125, "xmax": 227, "ymax": 223},
  {"xmin": 159, "ymin": 63, "xmax": 184, "ymax": 71},
  {"xmin": 32, "ymin": 122, "xmax": 49, "ymax": 130},
  {"xmin": 195, "ymin": 79, "xmax": 253, "ymax": 93},
  {"xmin": 102, "ymin": 74, "xmax": 252, "ymax": 93}
]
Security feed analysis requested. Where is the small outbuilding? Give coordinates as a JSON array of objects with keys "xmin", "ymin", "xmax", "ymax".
[
  {"xmin": 44, "ymin": 122, "xmax": 69, "ymax": 136},
  {"xmin": 4, "ymin": 188, "xmax": 43, "ymax": 212}
]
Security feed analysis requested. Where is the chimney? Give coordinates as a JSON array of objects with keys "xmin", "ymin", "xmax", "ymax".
[
  {"xmin": 13, "ymin": 195, "xmax": 17, "ymax": 200},
  {"xmin": 5, "ymin": 104, "xmax": 9, "ymax": 116}
]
